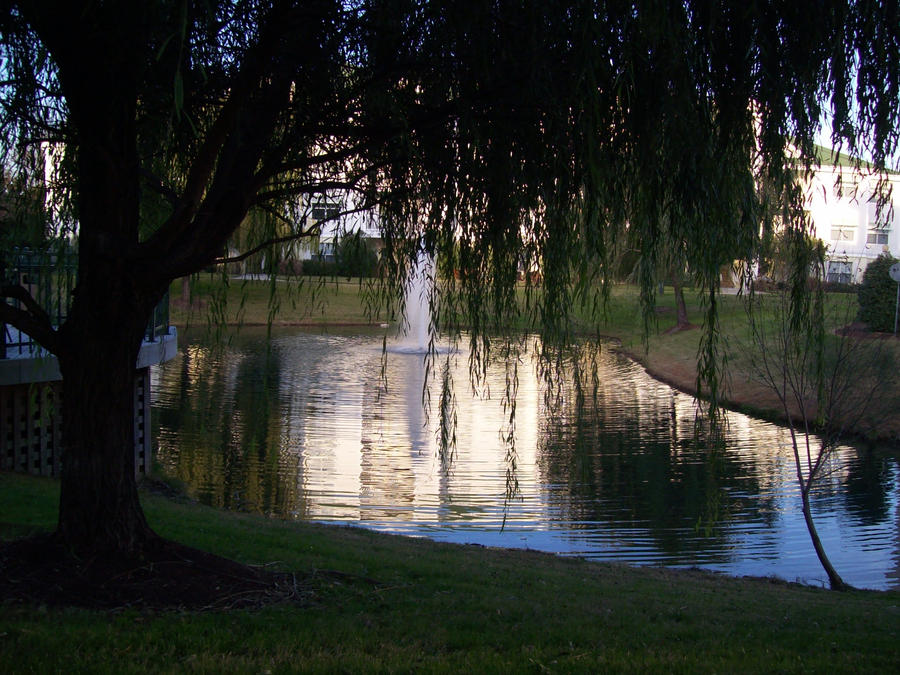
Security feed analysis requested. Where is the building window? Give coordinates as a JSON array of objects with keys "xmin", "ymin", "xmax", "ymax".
[
  {"xmin": 867, "ymin": 229, "xmax": 889, "ymax": 246},
  {"xmin": 318, "ymin": 241, "xmax": 336, "ymax": 260},
  {"xmin": 833, "ymin": 174, "xmax": 860, "ymax": 199},
  {"xmin": 826, "ymin": 260, "xmax": 853, "ymax": 284},
  {"xmin": 830, "ymin": 220, "xmax": 856, "ymax": 242},
  {"xmin": 311, "ymin": 200, "xmax": 341, "ymax": 223},
  {"xmin": 866, "ymin": 197, "xmax": 891, "ymax": 247}
]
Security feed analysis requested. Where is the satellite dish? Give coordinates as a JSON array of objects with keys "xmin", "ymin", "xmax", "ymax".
[{"xmin": 890, "ymin": 263, "xmax": 900, "ymax": 283}]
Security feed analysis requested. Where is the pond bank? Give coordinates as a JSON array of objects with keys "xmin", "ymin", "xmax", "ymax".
[
  {"xmin": 615, "ymin": 333, "xmax": 900, "ymax": 445},
  {"xmin": 1, "ymin": 472, "xmax": 898, "ymax": 672}
]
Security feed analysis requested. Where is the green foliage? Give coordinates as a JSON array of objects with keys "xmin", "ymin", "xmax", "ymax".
[
  {"xmin": 758, "ymin": 230, "xmax": 826, "ymax": 286},
  {"xmin": 335, "ymin": 232, "xmax": 379, "ymax": 279},
  {"xmin": 858, "ymin": 254, "xmax": 900, "ymax": 332},
  {"xmin": 821, "ymin": 280, "xmax": 857, "ymax": 294},
  {"xmin": 0, "ymin": 170, "xmax": 51, "ymax": 248},
  {"xmin": 1, "ymin": 1, "xmax": 899, "ymax": 375},
  {"xmin": 303, "ymin": 234, "xmax": 378, "ymax": 279},
  {"xmin": 299, "ymin": 258, "xmax": 337, "ymax": 277}
]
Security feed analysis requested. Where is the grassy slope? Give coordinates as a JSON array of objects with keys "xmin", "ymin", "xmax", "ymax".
[
  {"xmin": 2, "ymin": 472, "xmax": 898, "ymax": 673},
  {"xmin": 590, "ymin": 286, "xmax": 900, "ymax": 441}
]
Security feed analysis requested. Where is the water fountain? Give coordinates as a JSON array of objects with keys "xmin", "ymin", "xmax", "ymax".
[{"xmin": 392, "ymin": 250, "xmax": 433, "ymax": 354}]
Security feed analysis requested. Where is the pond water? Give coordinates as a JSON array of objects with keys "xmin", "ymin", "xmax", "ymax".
[{"xmin": 152, "ymin": 327, "xmax": 900, "ymax": 590}]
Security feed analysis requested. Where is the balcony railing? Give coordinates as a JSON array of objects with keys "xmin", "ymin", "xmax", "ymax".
[{"xmin": 1, "ymin": 246, "xmax": 170, "ymax": 358}]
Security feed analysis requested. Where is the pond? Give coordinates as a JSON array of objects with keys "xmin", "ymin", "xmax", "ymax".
[{"xmin": 152, "ymin": 326, "xmax": 900, "ymax": 590}]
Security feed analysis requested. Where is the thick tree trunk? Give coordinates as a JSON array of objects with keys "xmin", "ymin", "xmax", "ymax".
[
  {"xmin": 47, "ymin": 7, "xmax": 159, "ymax": 553},
  {"xmin": 55, "ymin": 279, "xmax": 158, "ymax": 554}
]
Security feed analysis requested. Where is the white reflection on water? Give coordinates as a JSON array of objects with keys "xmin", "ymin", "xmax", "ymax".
[{"xmin": 153, "ymin": 328, "xmax": 900, "ymax": 590}]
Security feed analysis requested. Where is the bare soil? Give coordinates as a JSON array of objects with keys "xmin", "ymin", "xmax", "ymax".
[{"xmin": 0, "ymin": 534, "xmax": 306, "ymax": 611}]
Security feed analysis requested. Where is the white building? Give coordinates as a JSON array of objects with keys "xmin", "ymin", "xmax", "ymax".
[
  {"xmin": 304, "ymin": 192, "xmax": 381, "ymax": 262},
  {"xmin": 224, "ymin": 190, "xmax": 382, "ymax": 274},
  {"xmin": 803, "ymin": 145, "xmax": 900, "ymax": 284}
]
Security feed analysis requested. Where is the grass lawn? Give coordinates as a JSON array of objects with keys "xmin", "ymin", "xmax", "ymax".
[
  {"xmin": 2, "ymin": 472, "xmax": 898, "ymax": 673},
  {"xmin": 170, "ymin": 274, "xmax": 387, "ymax": 328}
]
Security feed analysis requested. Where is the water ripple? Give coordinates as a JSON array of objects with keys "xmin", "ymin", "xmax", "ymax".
[{"xmin": 153, "ymin": 327, "xmax": 900, "ymax": 590}]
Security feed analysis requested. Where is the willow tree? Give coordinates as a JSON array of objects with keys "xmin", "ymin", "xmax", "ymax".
[{"xmin": 0, "ymin": 0, "xmax": 897, "ymax": 566}]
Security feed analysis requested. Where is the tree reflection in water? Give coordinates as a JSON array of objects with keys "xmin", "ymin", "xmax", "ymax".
[{"xmin": 153, "ymin": 327, "xmax": 900, "ymax": 590}]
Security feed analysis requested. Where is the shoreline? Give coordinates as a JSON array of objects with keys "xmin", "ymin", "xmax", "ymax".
[
  {"xmin": 172, "ymin": 319, "xmax": 900, "ymax": 446},
  {"xmin": 3, "ymin": 472, "xmax": 898, "ymax": 671},
  {"xmin": 614, "ymin": 341, "xmax": 900, "ymax": 447}
]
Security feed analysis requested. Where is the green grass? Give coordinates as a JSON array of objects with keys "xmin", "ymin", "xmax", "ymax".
[
  {"xmin": 2, "ymin": 472, "xmax": 899, "ymax": 673},
  {"xmin": 170, "ymin": 274, "xmax": 385, "ymax": 328}
]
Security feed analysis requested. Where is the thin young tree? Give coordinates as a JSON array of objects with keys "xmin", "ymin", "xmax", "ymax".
[
  {"xmin": 745, "ymin": 232, "xmax": 894, "ymax": 590},
  {"xmin": 0, "ymin": 1, "xmax": 897, "ymax": 591}
]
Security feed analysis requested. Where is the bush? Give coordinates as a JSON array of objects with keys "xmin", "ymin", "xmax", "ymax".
[
  {"xmin": 302, "ymin": 234, "xmax": 379, "ymax": 279},
  {"xmin": 336, "ymin": 233, "xmax": 378, "ymax": 278},
  {"xmin": 822, "ymin": 280, "xmax": 857, "ymax": 294},
  {"xmin": 301, "ymin": 258, "xmax": 340, "ymax": 277},
  {"xmin": 857, "ymin": 253, "xmax": 899, "ymax": 332},
  {"xmin": 277, "ymin": 259, "xmax": 303, "ymax": 275}
]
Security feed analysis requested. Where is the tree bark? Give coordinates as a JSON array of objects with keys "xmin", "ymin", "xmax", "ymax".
[
  {"xmin": 51, "ymin": 187, "xmax": 165, "ymax": 554},
  {"xmin": 56, "ymin": 306, "xmax": 155, "ymax": 554},
  {"xmin": 670, "ymin": 266, "xmax": 690, "ymax": 330},
  {"xmin": 800, "ymin": 487, "xmax": 848, "ymax": 591},
  {"xmin": 54, "ymin": 180, "xmax": 161, "ymax": 554}
]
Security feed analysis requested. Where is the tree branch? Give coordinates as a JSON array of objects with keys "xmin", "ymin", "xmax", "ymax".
[
  {"xmin": 251, "ymin": 179, "xmax": 369, "ymax": 207},
  {"xmin": 0, "ymin": 285, "xmax": 60, "ymax": 355},
  {"xmin": 138, "ymin": 4, "xmax": 310, "ymax": 276},
  {"xmin": 212, "ymin": 201, "xmax": 379, "ymax": 265},
  {"xmin": 140, "ymin": 168, "xmax": 180, "ymax": 209},
  {"xmin": 213, "ymin": 228, "xmax": 319, "ymax": 265}
]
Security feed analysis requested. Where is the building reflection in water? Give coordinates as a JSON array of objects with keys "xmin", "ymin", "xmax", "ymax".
[{"xmin": 153, "ymin": 327, "xmax": 899, "ymax": 590}]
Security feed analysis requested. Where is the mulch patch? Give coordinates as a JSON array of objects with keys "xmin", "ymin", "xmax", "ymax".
[
  {"xmin": 835, "ymin": 321, "xmax": 899, "ymax": 340},
  {"xmin": 662, "ymin": 322, "xmax": 697, "ymax": 335},
  {"xmin": 0, "ymin": 534, "xmax": 308, "ymax": 612}
]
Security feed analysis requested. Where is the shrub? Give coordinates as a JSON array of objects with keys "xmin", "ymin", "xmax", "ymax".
[
  {"xmin": 302, "ymin": 258, "xmax": 340, "ymax": 277},
  {"xmin": 336, "ymin": 233, "xmax": 378, "ymax": 278},
  {"xmin": 302, "ymin": 234, "xmax": 379, "ymax": 279},
  {"xmin": 857, "ymin": 253, "xmax": 899, "ymax": 332},
  {"xmin": 821, "ymin": 280, "xmax": 857, "ymax": 294}
]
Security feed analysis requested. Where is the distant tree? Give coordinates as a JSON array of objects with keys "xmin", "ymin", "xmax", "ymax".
[
  {"xmin": 858, "ymin": 253, "xmax": 900, "ymax": 332},
  {"xmin": 620, "ymin": 232, "xmax": 693, "ymax": 333},
  {"xmin": 0, "ymin": 1, "xmax": 898, "ymax": 586},
  {"xmin": 336, "ymin": 232, "xmax": 378, "ymax": 279}
]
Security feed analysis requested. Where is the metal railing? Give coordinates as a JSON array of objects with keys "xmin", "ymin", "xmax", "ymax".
[
  {"xmin": 145, "ymin": 289, "xmax": 170, "ymax": 342},
  {"xmin": 1, "ymin": 246, "xmax": 170, "ymax": 358}
]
